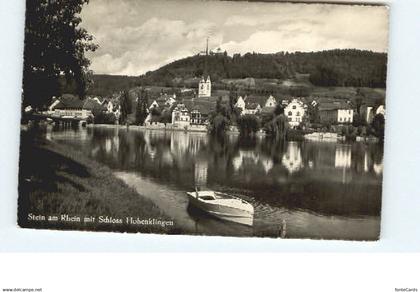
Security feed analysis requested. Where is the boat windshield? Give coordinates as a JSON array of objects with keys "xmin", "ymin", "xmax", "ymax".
[{"xmin": 200, "ymin": 195, "xmax": 216, "ymax": 200}]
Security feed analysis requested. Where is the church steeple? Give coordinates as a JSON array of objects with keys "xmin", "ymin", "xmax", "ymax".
[{"xmin": 198, "ymin": 37, "xmax": 211, "ymax": 98}]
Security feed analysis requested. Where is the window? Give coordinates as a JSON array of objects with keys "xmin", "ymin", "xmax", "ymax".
[
  {"xmin": 292, "ymin": 105, "xmax": 296, "ymax": 109},
  {"xmin": 288, "ymin": 117, "xmax": 292, "ymax": 121},
  {"xmin": 296, "ymin": 112, "xmax": 300, "ymax": 116},
  {"xmin": 288, "ymin": 111, "xmax": 292, "ymax": 116}
]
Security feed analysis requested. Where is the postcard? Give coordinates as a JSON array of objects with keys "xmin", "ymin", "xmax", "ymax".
[{"xmin": 18, "ymin": 0, "xmax": 388, "ymax": 240}]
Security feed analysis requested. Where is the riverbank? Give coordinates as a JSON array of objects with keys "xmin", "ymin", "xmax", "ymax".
[
  {"xmin": 87, "ymin": 123, "xmax": 208, "ymax": 132},
  {"xmin": 18, "ymin": 129, "xmax": 179, "ymax": 234}
]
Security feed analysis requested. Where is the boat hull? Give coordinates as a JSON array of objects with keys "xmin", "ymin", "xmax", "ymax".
[{"xmin": 187, "ymin": 193, "xmax": 254, "ymax": 226}]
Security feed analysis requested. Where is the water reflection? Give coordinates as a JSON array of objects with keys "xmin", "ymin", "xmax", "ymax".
[
  {"xmin": 49, "ymin": 127, "xmax": 383, "ymax": 240},
  {"xmin": 282, "ymin": 142, "xmax": 303, "ymax": 174}
]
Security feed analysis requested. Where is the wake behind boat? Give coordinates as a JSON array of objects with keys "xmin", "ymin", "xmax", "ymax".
[{"xmin": 186, "ymin": 189, "xmax": 254, "ymax": 226}]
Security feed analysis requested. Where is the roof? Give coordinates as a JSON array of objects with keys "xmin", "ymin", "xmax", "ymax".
[
  {"xmin": 148, "ymin": 99, "xmax": 166, "ymax": 108},
  {"xmin": 243, "ymin": 95, "xmax": 265, "ymax": 107},
  {"xmin": 245, "ymin": 103, "xmax": 260, "ymax": 110},
  {"xmin": 83, "ymin": 98, "xmax": 106, "ymax": 112},
  {"xmin": 182, "ymin": 100, "xmax": 214, "ymax": 115},
  {"xmin": 318, "ymin": 100, "xmax": 351, "ymax": 111},
  {"xmin": 261, "ymin": 106, "xmax": 275, "ymax": 115},
  {"xmin": 54, "ymin": 94, "xmax": 84, "ymax": 109}
]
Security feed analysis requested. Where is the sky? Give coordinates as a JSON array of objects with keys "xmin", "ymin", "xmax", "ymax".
[{"xmin": 80, "ymin": 0, "xmax": 389, "ymax": 76}]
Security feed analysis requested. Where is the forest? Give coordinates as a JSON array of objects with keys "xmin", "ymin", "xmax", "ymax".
[
  {"xmin": 78, "ymin": 49, "xmax": 387, "ymax": 98},
  {"xmin": 139, "ymin": 49, "xmax": 387, "ymax": 88}
]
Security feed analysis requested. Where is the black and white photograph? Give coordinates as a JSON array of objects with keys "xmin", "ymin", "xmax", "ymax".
[{"xmin": 18, "ymin": 0, "xmax": 389, "ymax": 240}]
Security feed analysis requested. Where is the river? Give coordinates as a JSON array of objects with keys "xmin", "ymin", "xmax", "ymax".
[{"xmin": 47, "ymin": 126, "xmax": 383, "ymax": 240}]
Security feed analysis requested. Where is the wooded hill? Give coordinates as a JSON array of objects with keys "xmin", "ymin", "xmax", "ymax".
[
  {"xmin": 82, "ymin": 49, "xmax": 387, "ymax": 97},
  {"xmin": 138, "ymin": 49, "xmax": 387, "ymax": 88}
]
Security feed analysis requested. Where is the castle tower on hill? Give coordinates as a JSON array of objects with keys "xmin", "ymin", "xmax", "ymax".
[{"xmin": 198, "ymin": 76, "xmax": 211, "ymax": 98}]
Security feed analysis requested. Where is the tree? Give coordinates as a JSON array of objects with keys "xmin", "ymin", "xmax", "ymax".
[
  {"xmin": 354, "ymin": 88, "xmax": 364, "ymax": 115},
  {"xmin": 160, "ymin": 108, "xmax": 173, "ymax": 125},
  {"xmin": 237, "ymin": 115, "xmax": 261, "ymax": 136},
  {"xmin": 352, "ymin": 112, "xmax": 366, "ymax": 127},
  {"xmin": 22, "ymin": 0, "xmax": 98, "ymax": 109},
  {"xmin": 274, "ymin": 104, "xmax": 285, "ymax": 116},
  {"xmin": 120, "ymin": 90, "xmax": 132, "ymax": 124},
  {"xmin": 150, "ymin": 107, "xmax": 161, "ymax": 117},
  {"xmin": 371, "ymin": 113, "xmax": 385, "ymax": 141},
  {"xmin": 209, "ymin": 96, "xmax": 230, "ymax": 135},
  {"xmin": 265, "ymin": 114, "xmax": 288, "ymax": 140},
  {"xmin": 135, "ymin": 89, "xmax": 149, "ymax": 125},
  {"xmin": 209, "ymin": 114, "xmax": 229, "ymax": 136}
]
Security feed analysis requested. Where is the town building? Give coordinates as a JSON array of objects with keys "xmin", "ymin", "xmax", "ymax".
[
  {"xmin": 376, "ymin": 105, "xmax": 386, "ymax": 118},
  {"xmin": 198, "ymin": 76, "xmax": 211, "ymax": 98},
  {"xmin": 149, "ymin": 100, "xmax": 159, "ymax": 110},
  {"xmin": 234, "ymin": 96, "xmax": 263, "ymax": 115},
  {"xmin": 165, "ymin": 94, "xmax": 177, "ymax": 107},
  {"xmin": 337, "ymin": 109, "xmax": 354, "ymax": 124},
  {"xmin": 171, "ymin": 103, "xmax": 191, "ymax": 127},
  {"xmin": 107, "ymin": 100, "xmax": 114, "ymax": 112},
  {"xmin": 235, "ymin": 96, "xmax": 246, "ymax": 113},
  {"xmin": 243, "ymin": 103, "xmax": 261, "ymax": 115},
  {"xmin": 284, "ymin": 99, "xmax": 305, "ymax": 127},
  {"xmin": 50, "ymin": 94, "xmax": 93, "ymax": 120},
  {"xmin": 260, "ymin": 95, "xmax": 278, "ymax": 117},
  {"xmin": 191, "ymin": 107, "xmax": 202, "ymax": 125},
  {"xmin": 264, "ymin": 95, "xmax": 277, "ymax": 108},
  {"xmin": 318, "ymin": 100, "xmax": 354, "ymax": 124},
  {"xmin": 182, "ymin": 101, "xmax": 211, "ymax": 125}
]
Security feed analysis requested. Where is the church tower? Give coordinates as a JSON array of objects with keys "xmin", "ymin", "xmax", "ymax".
[
  {"xmin": 198, "ymin": 75, "xmax": 211, "ymax": 98},
  {"xmin": 198, "ymin": 38, "xmax": 211, "ymax": 98}
]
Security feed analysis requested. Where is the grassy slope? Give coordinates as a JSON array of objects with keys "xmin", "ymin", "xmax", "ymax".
[{"xmin": 18, "ymin": 131, "xmax": 180, "ymax": 234}]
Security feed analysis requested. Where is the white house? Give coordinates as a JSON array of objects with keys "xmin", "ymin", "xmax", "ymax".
[
  {"xmin": 284, "ymin": 99, "xmax": 305, "ymax": 127},
  {"xmin": 235, "ymin": 96, "xmax": 246, "ymax": 113},
  {"xmin": 376, "ymin": 105, "xmax": 386, "ymax": 118},
  {"xmin": 337, "ymin": 109, "xmax": 354, "ymax": 124},
  {"xmin": 264, "ymin": 95, "xmax": 277, "ymax": 108},
  {"xmin": 366, "ymin": 105, "xmax": 385, "ymax": 123},
  {"xmin": 48, "ymin": 97, "xmax": 61, "ymax": 111},
  {"xmin": 149, "ymin": 100, "xmax": 159, "ymax": 110},
  {"xmin": 165, "ymin": 95, "xmax": 177, "ymax": 107},
  {"xmin": 198, "ymin": 76, "xmax": 211, "ymax": 98},
  {"xmin": 107, "ymin": 100, "xmax": 114, "ymax": 112},
  {"xmin": 171, "ymin": 103, "xmax": 191, "ymax": 127}
]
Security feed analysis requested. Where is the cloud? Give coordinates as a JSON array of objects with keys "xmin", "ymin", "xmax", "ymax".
[
  {"xmin": 81, "ymin": 0, "xmax": 389, "ymax": 75},
  {"xmin": 87, "ymin": 17, "xmax": 221, "ymax": 75},
  {"xmin": 220, "ymin": 4, "xmax": 388, "ymax": 54}
]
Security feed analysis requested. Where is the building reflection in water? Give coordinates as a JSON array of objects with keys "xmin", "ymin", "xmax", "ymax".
[
  {"xmin": 373, "ymin": 161, "xmax": 383, "ymax": 175},
  {"xmin": 281, "ymin": 142, "xmax": 303, "ymax": 174},
  {"xmin": 161, "ymin": 150, "xmax": 174, "ymax": 166},
  {"xmin": 231, "ymin": 150, "xmax": 274, "ymax": 174},
  {"xmin": 334, "ymin": 145, "xmax": 353, "ymax": 184},
  {"xmin": 363, "ymin": 150, "xmax": 383, "ymax": 175},
  {"xmin": 105, "ymin": 138, "xmax": 112, "ymax": 153},
  {"xmin": 261, "ymin": 158, "xmax": 273, "ymax": 174},
  {"xmin": 194, "ymin": 159, "xmax": 208, "ymax": 186},
  {"xmin": 335, "ymin": 145, "xmax": 352, "ymax": 169}
]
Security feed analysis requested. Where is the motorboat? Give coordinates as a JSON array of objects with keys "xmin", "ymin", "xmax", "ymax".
[{"xmin": 186, "ymin": 190, "xmax": 254, "ymax": 226}]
